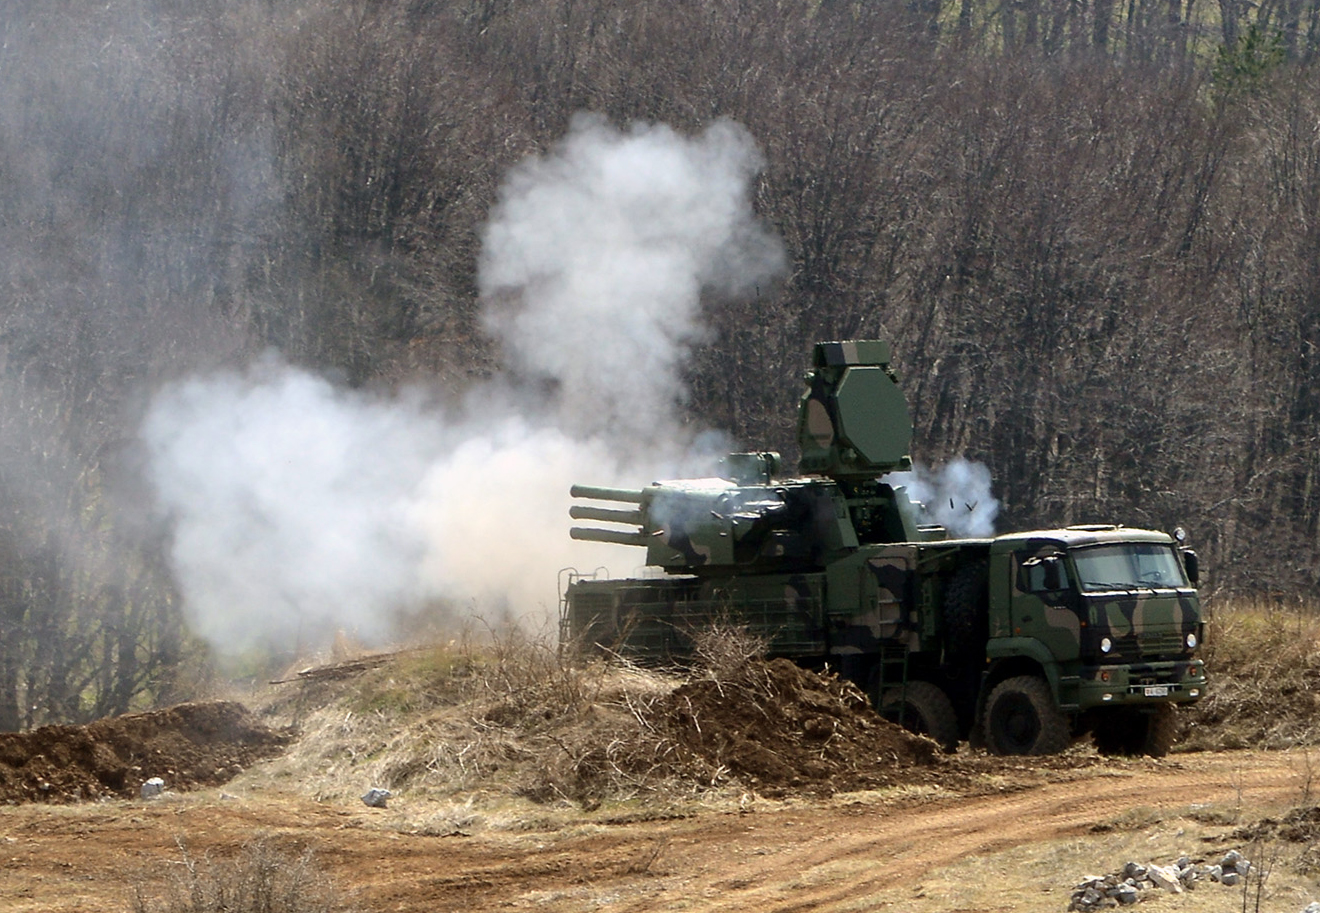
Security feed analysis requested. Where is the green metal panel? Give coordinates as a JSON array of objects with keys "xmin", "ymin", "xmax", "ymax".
[
  {"xmin": 834, "ymin": 367, "xmax": 912, "ymax": 469},
  {"xmin": 566, "ymin": 573, "xmax": 829, "ymax": 662}
]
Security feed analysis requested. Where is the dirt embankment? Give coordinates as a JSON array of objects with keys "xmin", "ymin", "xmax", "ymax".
[
  {"xmin": 0, "ymin": 657, "xmax": 941, "ymax": 810},
  {"xmin": 660, "ymin": 657, "xmax": 940, "ymax": 797},
  {"xmin": 0, "ymin": 701, "xmax": 291, "ymax": 804}
]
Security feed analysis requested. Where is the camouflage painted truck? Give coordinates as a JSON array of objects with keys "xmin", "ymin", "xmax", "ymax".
[{"xmin": 561, "ymin": 341, "xmax": 1206, "ymax": 756}]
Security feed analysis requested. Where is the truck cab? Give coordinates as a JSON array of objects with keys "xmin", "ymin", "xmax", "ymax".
[{"xmin": 980, "ymin": 526, "xmax": 1205, "ymax": 754}]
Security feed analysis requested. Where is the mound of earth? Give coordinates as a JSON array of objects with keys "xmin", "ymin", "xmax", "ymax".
[
  {"xmin": 660, "ymin": 658, "xmax": 941, "ymax": 797},
  {"xmin": 0, "ymin": 701, "xmax": 292, "ymax": 804}
]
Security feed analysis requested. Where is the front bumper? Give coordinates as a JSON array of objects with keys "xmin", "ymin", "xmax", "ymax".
[{"xmin": 1072, "ymin": 659, "xmax": 1206, "ymax": 711}]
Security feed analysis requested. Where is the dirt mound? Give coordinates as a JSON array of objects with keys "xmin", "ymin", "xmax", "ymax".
[
  {"xmin": 0, "ymin": 701, "xmax": 292, "ymax": 804},
  {"xmin": 262, "ymin": 647, "xmax": 948, "ymax": 810},
  {"xmin": 1234, "ymin": 804, "xmax": 1320, "ymax": 843},
  {"xmin": 660, "ymin": 658, "xmax": 941, "ymax": 797}
]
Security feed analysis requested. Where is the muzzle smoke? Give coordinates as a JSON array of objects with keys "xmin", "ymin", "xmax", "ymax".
[
  {"xmin": 889, "ymin": 458, "xmax": 1001, "ymax": 538},
  {"xmin": 143, "ymin": 116, "xmax": 785, "ymax": 655}
]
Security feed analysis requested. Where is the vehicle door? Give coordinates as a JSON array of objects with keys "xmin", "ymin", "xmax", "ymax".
[{"xmin": 1011, "ymin": 544, "xmax": 1081, "ymax": 662}]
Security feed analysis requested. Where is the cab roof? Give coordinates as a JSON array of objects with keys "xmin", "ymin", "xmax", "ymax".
[{"xmin": 991, "ymin": 526, "xmax": 1174, "ymax": 549}]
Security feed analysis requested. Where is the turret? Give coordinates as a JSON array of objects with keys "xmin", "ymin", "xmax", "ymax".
[{"xmin": 568, "ymin": 340, "xmax": 927, "ymax": 575}]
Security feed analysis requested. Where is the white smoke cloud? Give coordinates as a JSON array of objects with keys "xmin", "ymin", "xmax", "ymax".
[
  {"xmin": 143, "ymin": 360, "xmax": 440, "ymax": 649},
  {"xmin": 479, "ymin": 114, "xmax": 785, "ymax": 442},
  {"xmin": 888, "ymin": 458, "xmax": 1001, "ymax": 538},
  {"xmin": 143, "ymin": 115, "xmax": 784, "ymax": 655}
]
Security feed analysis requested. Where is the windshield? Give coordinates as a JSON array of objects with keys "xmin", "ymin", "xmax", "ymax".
[{"xmin": 1072, "ymin": 543, "xmax": 1189, "ymax": 591}]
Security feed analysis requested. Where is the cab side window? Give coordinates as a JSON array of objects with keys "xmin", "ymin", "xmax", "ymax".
[{"xmin": 1017, "ymin": 554, "xmax": 1070, "ymax": 593}]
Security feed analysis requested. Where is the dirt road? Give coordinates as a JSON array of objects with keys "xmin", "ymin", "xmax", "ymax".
[{"xmin": 0, "ymin": 750, "xmax": 1311, "ymax": 913}]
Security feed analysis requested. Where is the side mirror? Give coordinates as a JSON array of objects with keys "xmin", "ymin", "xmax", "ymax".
[{"xmin": 1182, "ymin": 549, "xmax": 1200, "ymax": 586}]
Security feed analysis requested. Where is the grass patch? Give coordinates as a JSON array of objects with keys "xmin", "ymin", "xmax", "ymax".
[
  {"xmin": 239, "ymin": 628, "xmax": 709, "ymax": 821},
  {"xmin": 1184, "ymin": 597, "xmax": 1320, "ymax": 750}
]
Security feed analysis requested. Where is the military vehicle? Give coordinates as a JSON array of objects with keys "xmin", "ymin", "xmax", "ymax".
[{"xmin": 561, "ymin": 340, "xmax": 1205, "ymax": 756}]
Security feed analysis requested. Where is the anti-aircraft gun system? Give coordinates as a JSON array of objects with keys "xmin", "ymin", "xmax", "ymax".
[
  {"xmin": 563, "ymin": 341, "xmax": 1206, "ymax": 758},
  {"xmin": 569, "ymin": 341, "xmax": 925, "ymax": 570}
]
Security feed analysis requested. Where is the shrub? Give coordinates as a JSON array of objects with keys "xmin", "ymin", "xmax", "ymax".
[{"xmin": 130, "ymin": 838, "xmax": 353, "ymax": 913}]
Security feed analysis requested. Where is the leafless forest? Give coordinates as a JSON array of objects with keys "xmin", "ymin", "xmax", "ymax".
[{"xmin": 0, "ymin": 0, "xmax": 1317, "ymax": 729}]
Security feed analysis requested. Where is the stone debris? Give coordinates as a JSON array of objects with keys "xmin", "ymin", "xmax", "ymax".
[
  {"xmin": 139, "ymin": 777, "xmax": 165, "ymax": 799},
  {"xmin": 361, "ymin": 787, "xmax": 392, "ymax": 808},
  {"xmin": 1146, "ymin": 863, "xmax": 1183, "ymax": 893},
  {"xmin": 1068, "ymin": 851, "xmax": 1254, "ymax": 910}
]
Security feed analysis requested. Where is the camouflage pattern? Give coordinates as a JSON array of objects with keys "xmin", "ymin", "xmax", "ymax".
[
  {"xmin": 572, "ymin": 478, "xmax": 865, "ymax": 574},
  {"xmin": 561, "ymin": 340, "xmax": 1206, "ymax": 750},
  {"xmin": 1004, "ymin": 539, "xmax": 1082, "ymax": 661},
  {"xmin": 563, "ymin": 526, "xmax": 1205, "ymax": 712},
  {"xmin": 826, "ymin": 549, "xmax": 922, "ymax": 658},
  {"xmin": 993, "ymin": 530, "xmax": 1200, "ymax": 656},
  {"xmin": 991, "ymin": 529, "xmax": 1205, "ymax": 710},
  {"xmin": 796, "ymin": 341, "xmax": 913, "ymax": 480}
]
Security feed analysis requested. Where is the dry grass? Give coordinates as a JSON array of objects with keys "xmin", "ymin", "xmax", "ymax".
[
  {"xmin": 131, "ymin": 838, "xmax": 353, "ymax": 913},
  {"xmin": 232, "ymin": 624, "xmax": 906, "ymax": 830},
  {"xmin": 688, "ymin": 620, "xmax": 769, "ymax": 682},
  {"xmin": 148, "ymin": 614, "xmax": 1320, "ymax": 911},
  {"xmin": 237, "ymin": 628, "xmax": 730, "ymax": 828},
  {"xmin": 1184, "ymin": 597, "xmax": 1320, "ymax": 751},
  {"xmin": 880, "ymin": 806, "xmax": 1320, "ymax": 913},
  {"xmin": 213, "ymin": 599, "xmax": 1320, "ymax": 839}
]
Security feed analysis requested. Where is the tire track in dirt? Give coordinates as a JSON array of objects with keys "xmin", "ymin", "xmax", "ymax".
[
  {"xmin": 601, "ymin": 751, "xmax": 1308, "ymax": 913},
  {"xmin": 0, "ymin": 750, "xmax": 1309, "ymax": 913}
]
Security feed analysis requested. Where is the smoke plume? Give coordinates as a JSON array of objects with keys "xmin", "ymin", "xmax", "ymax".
[
  {"xmin": 143, "ymin": 116, "xmax": 784, "ymax": 655},
  {"xmin": 479, "ymin": 114, "xmax": 785, "ymax": 443},
  {"xmin": 889, "ymin": 458, "xmax": 1001, "ymax": 538}
]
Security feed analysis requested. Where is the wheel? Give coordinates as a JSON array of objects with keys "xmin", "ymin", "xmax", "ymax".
[
  {"xmin": 1091, "ymin": 704, "xmax": 1179, "ymax": 758},
  {"xmin": 1143, "ymin": 704, "xmax": 1178, "ymax": 757},
  {"xmin": 1091, "ymin": 709, "xmax": 1141, "ymax": 756},
  {"xmin": 879, "ymin": 681, "xmax": 961, "ymax": 752},
  {"xmin": 942, "ymin": 561, "xmax": 988, "ymax": 659},
  {"xmin": 881, "ymin": 682, "xmax": 960, "ymax": 752},
  {"xmin": 983, "ymin": 675, "xmax": 1070, "ymax": 756}
]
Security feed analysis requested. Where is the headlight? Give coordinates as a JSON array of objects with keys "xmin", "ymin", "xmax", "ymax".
[
  {"xmin": 1186, "ymin": 632, "xmax": 1198, "ymax": 649},
  {"xmin": 1100, "ymin": 637, "xmax": 1113, "ymax": 654}
]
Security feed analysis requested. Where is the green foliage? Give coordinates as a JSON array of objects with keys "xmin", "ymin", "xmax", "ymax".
[{"xmin": 1212, "ymin": 25, "xmax": 1287, "ymax": 102}]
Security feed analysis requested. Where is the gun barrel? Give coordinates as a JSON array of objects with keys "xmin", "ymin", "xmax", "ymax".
[
  {"xmin": 570, "ymin": 484, "xmax": 644, "ymax": 504},
  {"xmin": 570, "ymin": 527, "xmax": 648, "ymax": 547},
  {"xmin": 569, "ymin": 505, "xmax": 644, "ymax": 525}
]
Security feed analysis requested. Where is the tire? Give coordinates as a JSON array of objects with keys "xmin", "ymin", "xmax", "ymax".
[
  {"xmin": 1091, "ymin": 704, "xmax": 1179, "ymax": 758},
  {"xmin": 880, "ymin": 681, "xmax": 961, "ymax": 752},
  {"xmin": 1143, "ymin": 704, "xmax": 1178, "ymax": 758},
  {"xmin": 1091, "ymin": 710, "xmax": 1140, "ymax": 756},
  {"xmin": 983, "ymin": 675, "xmax": 1070, "ymax": 756},
  {"xmin": 942, "ymin": 561, "xmax": 988, "ymax": 660}
]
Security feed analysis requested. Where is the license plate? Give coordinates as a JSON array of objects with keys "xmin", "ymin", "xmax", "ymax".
[{"xmin": 1144, "ymin": 685, "xmax": 1169, "ymax": 697}]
